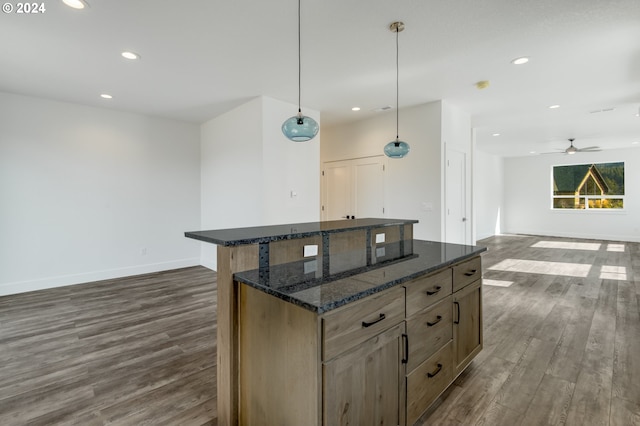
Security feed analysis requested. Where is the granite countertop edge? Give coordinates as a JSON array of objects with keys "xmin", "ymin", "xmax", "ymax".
[{"xmin": 185, "ymin": 218, "xmax": 419, "ymax": 247}]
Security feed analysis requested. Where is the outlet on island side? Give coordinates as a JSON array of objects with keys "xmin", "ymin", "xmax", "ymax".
[{"xmin": 303, "ymin": 244, "xmax": 318, "ymax": 257}]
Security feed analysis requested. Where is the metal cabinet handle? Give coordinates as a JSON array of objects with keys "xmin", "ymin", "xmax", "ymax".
[
  {"xmin": 454, "ymin": 301, "xmax": 460, "ymax": 324},
  {"xmin": 427, "ymin": 315, "xmax": 442, "ymax": 327},
  {"xmin": 427, "ymin": 363, "xmax": 443, "ymax": 378},
  {"xmin": 402, "ymin": 333, "xmax": 408, "ymax": 364},
  {"xmin": 426, "ymin": 286, "xmax": 442, "ymax": 296},
  {"xmin": 464, "ymin": 269, "xmax": 478, "ymax": 277},
  {"xmin": 362, "ymin": 313, "xmax": 386, "ymax": 328}
]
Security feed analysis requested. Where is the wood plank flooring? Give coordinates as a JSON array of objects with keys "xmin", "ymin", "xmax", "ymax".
[
  {"xmin": 419, "ymin": 234, "xmax": 640, "ymax": 426},
  {"xmin": 0, "ymin": 267, "xmax": 218, "ymax": 425},
  {"xmin": 0, "ymin": 234, "xmax": 638, "ymax": 425}
]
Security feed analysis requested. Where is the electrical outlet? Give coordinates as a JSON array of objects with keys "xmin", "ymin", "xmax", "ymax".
[
  {"xmin": 375, "ymin": 233, "xmax": 385, "ymax": 243},
  {"xmin": 303, "ymin": 244, "xmax": 318, "ymax": 257}
]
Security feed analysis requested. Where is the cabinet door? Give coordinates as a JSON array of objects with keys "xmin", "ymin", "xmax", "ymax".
[
  {"xmin": 323, "ymin": 322, "xmax": 405, "ymax": 426},
  {"xmin": 452, "ymin": 279, "xmax": 482, "ymax": 376}
]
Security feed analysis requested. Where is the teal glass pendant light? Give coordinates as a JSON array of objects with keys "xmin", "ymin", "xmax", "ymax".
[
  {"xmin": 384, "ymin": 21, "xmax": 410, "ymax": 158},
  {"xmin": 282, "ymin": 0, "xmax": 319, "ymax": 142}
]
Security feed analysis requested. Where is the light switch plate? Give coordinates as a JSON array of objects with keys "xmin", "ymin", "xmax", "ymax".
[
  {"xmin": 303, "ymin": 244, "xmax": 318, "ymax": 257},
  {"xmin": 375, "ymin": 233, "xmax": 386, "ymax": 244}
]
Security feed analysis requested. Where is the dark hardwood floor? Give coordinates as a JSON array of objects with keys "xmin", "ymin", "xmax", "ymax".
[
  {"xmin": 0, "ymin": 267, "xmax": 218, "ymax": 425},
  {"xmin": 0, "ymin": 234, "xmax": 638, "ymax": 425}
]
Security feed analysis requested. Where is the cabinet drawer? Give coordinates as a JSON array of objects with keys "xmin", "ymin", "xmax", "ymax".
[
  {"xmin": 406, "ymin": 296, "xmax": 452, "ymax": 371},
  {"xmin": 406, "ymin": 341, "xmax": 453, "ymax": 426},
  {"xmin": 452, "ymin": 256, "xmax": 482, "ymax": 293},
  {"xmin": 322, "ymin": 285, "xmax": 405, "ymax": 361},
  {"xmin": 405, "ymin": 269, "xmax": 452, "ymax": 317}
]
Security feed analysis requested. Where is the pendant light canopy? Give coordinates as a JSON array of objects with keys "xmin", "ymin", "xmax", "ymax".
[
  {"xmin": 282, "ymin": 0, "xmax": 319, "ymax": 142},
  {"xmin": 384, "ymin": 21, "xmax": 410, "ymax": 158}
]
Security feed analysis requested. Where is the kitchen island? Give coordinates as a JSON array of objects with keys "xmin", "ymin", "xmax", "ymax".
[{"xmin": 185, "ymin": 218, "xmax": 486, "ymax": 425}]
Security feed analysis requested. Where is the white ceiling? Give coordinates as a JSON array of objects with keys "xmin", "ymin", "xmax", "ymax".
[{"xmin": 1, "ymin": 0, "xmax": 639, "ymax": 157}]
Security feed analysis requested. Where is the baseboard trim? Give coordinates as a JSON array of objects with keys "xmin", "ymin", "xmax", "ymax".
[{"xmin": 0, "ymin": 258, "xmax": 201, "ymax": 297}]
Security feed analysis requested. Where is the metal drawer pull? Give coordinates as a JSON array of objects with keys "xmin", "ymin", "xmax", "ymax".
[
  {"xmin": 426, "ymin": 286, "xmax": 442, "ymax": 296},
  {"xmin": 454, "ymin": 301, "xmax": 460, "ymax": 324},
  {"xmin": 362, "ymin": 313, "xmax": 386, "ymax": 328},
  {"xmin": 427, "ymin": 363, "xmax": 442, "ymax": 378},
  {"xmin": 427, "ymin": 315, "xmax": 442, "ymax": 327},
  {"xmin": 464, "ymin": 269, "xmax": 478, "ymax": 277}
]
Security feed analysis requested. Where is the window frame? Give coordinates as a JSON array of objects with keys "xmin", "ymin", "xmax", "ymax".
[{"xmin": 550, "ymin": 161, "xmax": 626, "ymax": 212}]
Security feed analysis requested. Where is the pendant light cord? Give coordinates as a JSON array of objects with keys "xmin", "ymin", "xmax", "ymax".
[
  {"xmin": 395, "ymin": 26, "xmax": 399, "ymax": 140},
  {"xmin": 297, "ymin": 0, "xmax": 302, "ymax": 114}
]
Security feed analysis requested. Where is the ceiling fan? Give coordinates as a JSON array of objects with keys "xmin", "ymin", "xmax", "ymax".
[{"xmin": 543, "ymin": 138, "xmax": 601, "ymax": 155}]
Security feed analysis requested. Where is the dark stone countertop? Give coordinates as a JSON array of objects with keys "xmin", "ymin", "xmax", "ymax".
[
  {"xmin": 184, "ymin": 218, "xmax": 418, "ymax": 246},
  {"xmin": 234, "ymin": 239, "xmax": 487, "ymax": 314}
]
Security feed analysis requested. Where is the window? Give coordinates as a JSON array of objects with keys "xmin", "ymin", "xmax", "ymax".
[{"xmin": 552, "ymin": 162, "xmax": 624, "ymax": 210}]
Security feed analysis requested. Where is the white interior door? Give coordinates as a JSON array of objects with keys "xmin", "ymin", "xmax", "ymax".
[
  {"xmin": 322, "ymin": 156, "xmax": 385, "ymax": 221},
  {"xmin": 322, "ymin": 162, "xmax": 352, "ymax": 220},
  {"xmin": 353, "ymin": 158, "xmax": 385, "ymax": 219},
  {"xmin": 445, "ymin": 149, "xmax": 467, "ymax": 244}
]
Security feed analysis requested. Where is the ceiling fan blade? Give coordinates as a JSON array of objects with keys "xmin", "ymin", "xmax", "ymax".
[{"xmin": 577, "ymin": 146, "xmax": 600, "ymax": 151}]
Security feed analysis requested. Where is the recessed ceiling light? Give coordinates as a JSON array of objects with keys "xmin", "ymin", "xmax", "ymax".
[
  {"xmin": 100, "ymin": 94, "xmax": 113, "ymax": 99},
  {"xmin": 62, "ymin": 0, "xmax": 88, "ymax": 9},
  {"xmin": 511, "ymin": 57, "xmax": 529, "ymax": 65},
  {"xmin": 632, "ymin": 141, "xmax": 639, "ymax": 145},
  {"xmin": 529, "ymin": 151, "xmax": 537, "ymax": 154},
  {"xmin": 351, "ymin": 107, "xmax": 361, "ymax": 111},
  {"xmin": 549, "ymin": 104, "xmax": 560, "ymax": 109},
  {"xmin": 492, "ymin": 133, "xmax": 500, "ymax": 136},
  {"xmin": 121, "ymin": 51, "xmax": 141, "ymax": 60}
]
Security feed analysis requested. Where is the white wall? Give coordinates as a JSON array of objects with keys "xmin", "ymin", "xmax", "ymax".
[
  {"xmin": 503, "ymin": 147, "xmax": 640, "ymax": 242},
  {"xmin": 261, "ymin": 97, "xmax": 321, "ymax": 225},
  {"xmin": 322, "ymin": 101, "xmax": 475, "ymax": 242},
  {"xmin": 200, "ymin": 96, "xmax": 320, "ymax": 270},
  {"xmin": 321, "ymin": 102, "xmax": 442, "ymax": 240},
  {"xmin": 0, "ymin": 92, "xmax": 201, "ymax": 296},
  {"xmin": 474, "ymin": 149, "xmax": 504, "ymax": 241}
]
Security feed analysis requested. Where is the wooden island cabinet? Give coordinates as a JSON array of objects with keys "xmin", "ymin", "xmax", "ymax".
[{"xmin": 185, "ymin": 218, "xmax": 486, "ymax": 426}]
